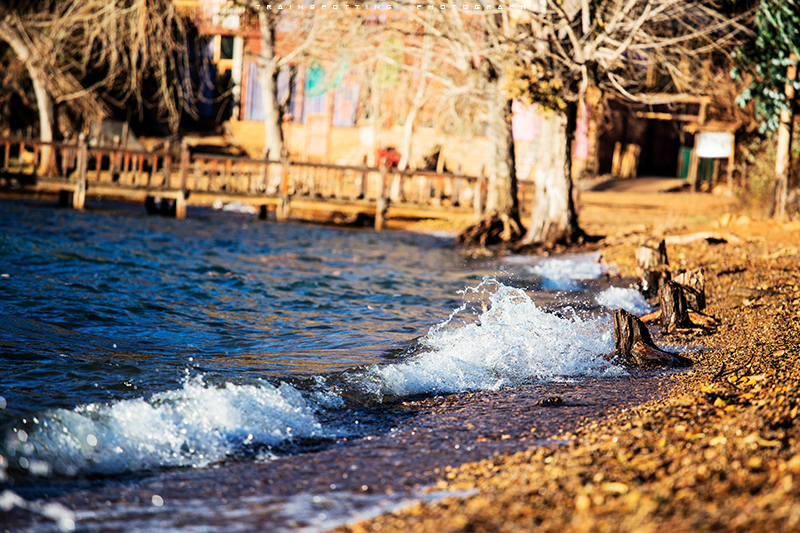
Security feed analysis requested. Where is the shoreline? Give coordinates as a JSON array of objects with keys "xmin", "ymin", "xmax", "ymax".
[
  {"xmin": 2, "ymin": 185, "xmax": 799, "ymax": 530},
  {"xmin": 335, "ymin": 206, "xmax": 800, "ymax": 531}
]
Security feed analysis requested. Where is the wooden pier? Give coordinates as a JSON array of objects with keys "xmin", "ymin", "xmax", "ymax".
[{"xmin": 0, "ymin": 136, "xmax": 521, "ymax": 229}]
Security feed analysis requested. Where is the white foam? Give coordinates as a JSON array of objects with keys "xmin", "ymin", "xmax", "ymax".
[
  {"xmin": 7, "ymin": 279, "xmax": 629, "ymax": 477},
  {"xmin": 0, "ymin": 489, "xmax": 76, "ymax": 531},
  {"xmin": 72, "ymin": 488, "xmax": 477, "ymax": 533},
  {"xmin": 11, "ymin": 377, "xmax": 322, "ymax": 476},
  {"xmin": 273, "ymin": 489, "xmax": 479, "ymax": 533},
  {"xmin": 359, "ymin": 280, "xmax": 622, "ymax": 399},
  {"xmin": 212, "ymin": 200, "xmax": 258, "ymax": 214},
  {"xmin": 528, "ymin": 258, "xmax": 605, "ymax": 290},
  {"xmin": 596, "ymin": 287, "xmax": 654, "ymax": 315}
]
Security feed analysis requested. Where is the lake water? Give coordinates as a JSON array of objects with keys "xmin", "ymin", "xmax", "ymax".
[{"xmin": 0, "ymin": 199, "xmax": 663, "ymax": 532}]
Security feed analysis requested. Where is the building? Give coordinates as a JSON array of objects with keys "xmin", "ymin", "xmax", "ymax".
[{"xmin": 174, "ymin": 0, "xmax": 594, "ymax": 182}]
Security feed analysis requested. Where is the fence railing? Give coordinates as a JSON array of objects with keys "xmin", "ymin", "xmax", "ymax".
[{"xmin": 0, "ymin": 136, "xmax": 488, "ymax": 228}]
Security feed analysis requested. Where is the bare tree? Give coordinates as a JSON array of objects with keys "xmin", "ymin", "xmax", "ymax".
[
  {"xmin": 0, "ymin": 0, "xmax": 189, "ymax": 144},
  {"xmin": 392, "ymin": 1, "xmax": 746, "ymax": 246},
  {"xmin": 396, "ymin": 34, "xmax": 433, "ymax": 172},
  {"xmin": 386, "ymin": 6, "xmax": 525, "ymax": 244},
  {"xmin": 233, "ymin": 2, "xmax": 364, "ymax": 160},
  {"xmin": 504, "ymin": 0, "xmax": 751, "ymax": 245}
]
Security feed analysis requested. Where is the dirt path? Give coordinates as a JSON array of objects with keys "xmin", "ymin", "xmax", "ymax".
[
  {"xmin": 403, "ymin": 176, "xmax": 747, "ymax": 242},
  {"xmin": 579, "ymin": 177, "xmax": 741, "ymax": 238}
]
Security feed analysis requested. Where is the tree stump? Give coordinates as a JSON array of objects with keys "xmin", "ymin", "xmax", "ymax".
[
  {"xmin": 659, "ymin": 278, "xmax": 695, "ymax": 333},
  {"xmin": 636, "ymin": 238, "xmax": 668, "ymax": 298},
  {"xmin": 609, "ymin": 309, "xmax": 692, "ymax": 368},
  {"xmin": 673, "ymin": 268, "xmax": 706, "ymax": 310},
  {"xmin": 456, "ymin": 212, "xmax": 523, "ymax": 247},
  {"xmin": 639, "ymin": 270, "xmax": 717, "ymax": 330}
]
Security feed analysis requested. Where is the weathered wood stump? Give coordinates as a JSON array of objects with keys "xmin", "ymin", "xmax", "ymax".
[
  {"xmin": 456, "ymin": 213, "xmax": 524, "ymax": 247},
  {"xmin": 639, "ymin": 274, "xmax": 718, "ymax": 331},
  {"xmin": 609, "ymin": 309, "xmax": 692, "ymax": 368},
  {"xmin": 673, "ymin": 268, "xmax": 706, "ymax": 310},
  {"xmin": 659, "ymin": 278, "xmax": 695, "ymax": 333},
  {"xmin": 636, "ymin": 238, "xmax": 668, "ymax": 298}
]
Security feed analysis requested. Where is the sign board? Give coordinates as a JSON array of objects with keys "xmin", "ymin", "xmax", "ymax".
[{"xmin": 696, "ymin": 132, "xmax": 733, "ymax": 158}]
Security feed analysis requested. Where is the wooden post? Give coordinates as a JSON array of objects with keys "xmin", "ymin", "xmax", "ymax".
[
  {"xmin": 688, "ymin": 134, "xmax": 700, "ymax": 192},
  {"xmin": 348, "ymin": 169, "xmax": 358, "ymax": 201},
  {"xmin": 389, "ymin": 173, "xmax": 402, "ymax": 203},
  {"xmin": 173, "ymin": 141, "xmax": 190, "ymax": 220},
  {"xmin": 359, "ymin": 164, "xmax": 367, "ymax": 200},
  {"xmin": 277, "ymin": 152, "xmax": 290, "ymax": 221},
  {"xmin": 60, "ymin": 144, "xmax": 68, "ymax": 179},
  {"xmin": 32, "ymin": 145, "xmax": 40, "ymax": 174},
  {"xmin": 308, "ymin": 166, "xmax": 317, "ymax": 198},
  {"xmin": 774, "ymin": 53, "xmax": 797, "ymax": 220},
  {"xmin": 335, "ymin": 168, "xmax": 343, "ymax": 200},
  {"xmin": 145, "ymin": 196, "xmax": 158, "ymax": 215},
  {"xmin": 136, "ymin": 154, "xmax": 144, "ymax": 186},
  {"xmin": 46, "ymin": 140, "xmax": 57, "ymax": 176},
  {"xmin": 122, "ymin": 151, "xmax": 131, "ymax": 185},
  {"xmin": 179, "ymin": 141, "xmax": 190, "ymax": 192},
  {"xmin": 432, "ymin": 176, "xmax": 442, "ymax": 206},
  {"xmin": 636, "ymin": 238, "xmax": 668, "ymax": 298},
  {"xmin": 375, "ymin": 165, "xmax": 388, "ymax": 231},
  {"xmin": 19, "ymin": 141, "xmax": 26, "ymax": 172},
  {"xmin": 611, "ymin": 141, "xmax": 622, "ymax": 177},
  {"xmin": 162, "ymin": 140, "xmax": 172, "ymax": 188},
  {"xmin": 111, "ymin": 135, "xmax": 121, "ymax": 182},
  {"xmin": 174, "ymin": 192, "xmax": 186, "ymax": 220},
  {"xmin": 474, "ymin": 170, "xmax": 485, "ymax": 218},
  {"xmin": 73, "ymin": 134, "xmax": 87, "ymax": 210},
  {"xmin": 453, "ymin": 175, "xmax": 461, "ymax": 206},
  {"xmin": 727, "ymin": 134, "xmax": 735, "ymax": 190},
  {"xmin": 711, "ymin": 159, "xmax": 720, "ymax": 187}
]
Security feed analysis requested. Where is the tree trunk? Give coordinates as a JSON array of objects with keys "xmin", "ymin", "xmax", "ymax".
[
  {"xmin": 520, "ymin": 107, "xmax": 581, "ymax": 245},
  {"xmin": 456, "ymin": 74, "xmax": 523, "ymax": 246},
  {"xmin": 397, "ymin": 105, "xmax": 419, "ymax": 172},
  {"xmin": 609, "ymin": 309, "xmax": 692, "ymax": 368},
  {"xmin": 392, "ymin": 68, "xmax": 427, "ymax": 202},
  {"xmin": 0, "ymin": 21, "xmax": 56, "ymax": 167},
  {"xmin": 773, "ymin": 54, "xmax": 796, "ymax": 221},
  {"xmin": 258, "ymin": 11, "xmax": 285, "ymax": 160},
  {"xmin": 485, "ymin": 76, "xmax": 522, "ymax": 228},
  {"xmin": 397, "ymin": 37, "xmax": 431, "ymax": 173}
]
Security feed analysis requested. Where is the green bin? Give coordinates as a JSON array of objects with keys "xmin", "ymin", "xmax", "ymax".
[{"xmin": 678, "ymin": 147, "xmax": 693, "ymax": 180}]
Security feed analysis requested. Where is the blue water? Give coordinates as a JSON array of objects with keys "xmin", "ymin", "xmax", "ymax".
[
  {"xmin": 1, "ymin": 202, "xmax": 472, "ymax": 411},
  {"xmin": 0, "ymin": 199, "xmax": 657, "ymax": 531}
]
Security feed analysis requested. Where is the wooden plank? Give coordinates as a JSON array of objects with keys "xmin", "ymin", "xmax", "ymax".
[{"xmin": 635, "ymin": 111, "xmax": 700, "ymax": 122}]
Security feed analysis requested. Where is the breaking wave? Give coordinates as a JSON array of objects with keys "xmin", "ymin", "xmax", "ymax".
[
  {"xmin": 4, "ymin": 280, "xmax": 624, "ymax": 478},
  {"xmin": 4, "ymin": 377, "xmax": 322, "ymax": 477}
]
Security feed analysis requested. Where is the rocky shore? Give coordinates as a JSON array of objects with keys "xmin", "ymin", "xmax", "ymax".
[{"xmin": 338, "ymin": 186, "xmax": 800, "ymax": 532}]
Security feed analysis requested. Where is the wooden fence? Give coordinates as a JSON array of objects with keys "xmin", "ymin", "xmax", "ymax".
[{"xmin": 0, "ymin": 136, "xmax": 534, "ymax": 229}]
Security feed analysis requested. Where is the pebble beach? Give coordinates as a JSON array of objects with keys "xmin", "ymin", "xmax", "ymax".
[{"xmin": 339, "ymin": 186, "xmax": 800, "ymax": 532}]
